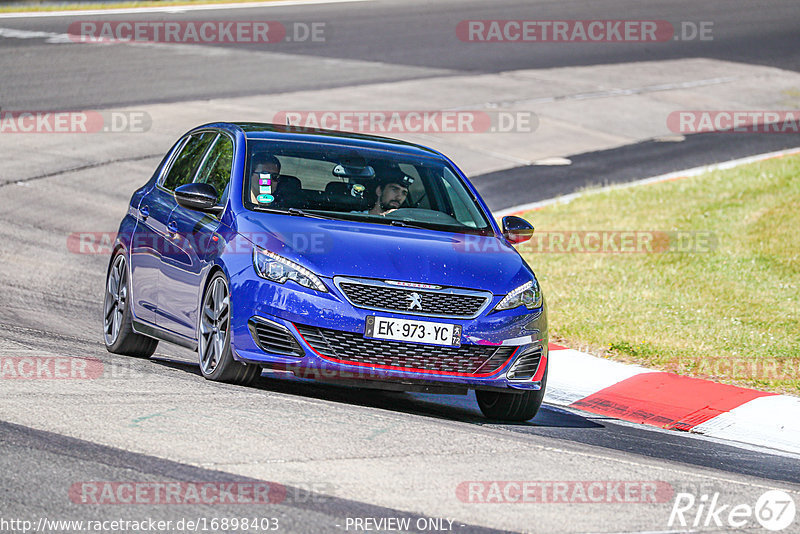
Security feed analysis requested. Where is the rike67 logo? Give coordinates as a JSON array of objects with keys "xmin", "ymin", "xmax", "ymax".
[{"xmin": 669, "ymin": 490, "xmax": 796, "ymax": 531}]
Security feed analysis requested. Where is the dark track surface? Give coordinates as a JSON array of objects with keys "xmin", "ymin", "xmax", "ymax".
[
  {"xmin": 477, "ymin": 130, "xmax": 800, "ymax": 211},
  {"xmin": 0, "ymin": 0, "xmax": 798, "ymax": 109},
  {"xmin": 0, "ymin": 420, "xmax": 506, "ymax": 534}
]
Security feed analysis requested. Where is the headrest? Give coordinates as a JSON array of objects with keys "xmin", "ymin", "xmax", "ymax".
[{"xmin": 325, "ymin": 181, "xmax": 349, "ymax": 195}]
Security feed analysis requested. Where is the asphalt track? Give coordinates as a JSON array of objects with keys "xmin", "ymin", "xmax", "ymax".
[
  {"xmin": 1, "ymin": 0, "xmax": 799, "ymax": 109},
  {"xmin": 476, "ymin": 132, "xmax": 800, "ymax": 211},
  {"xmin": 1, "ymin": 420, "xmax": 506, "ymax": 534},
  {"xmin": 1, "ymin": 1, "xmax": 800, "ymax": 532}
]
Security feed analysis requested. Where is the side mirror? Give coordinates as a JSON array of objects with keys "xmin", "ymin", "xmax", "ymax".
[
  {"xmin": 174, "ymin": 183, "xmax": 223, "ymax": 215},
  {"xmin": 502, "ymin": 215, "xmax": 534, "ymax": 244}
]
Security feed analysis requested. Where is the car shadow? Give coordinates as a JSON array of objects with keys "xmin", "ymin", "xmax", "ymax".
[
  {"xmin": 148, "ymin": 356, "xmax": 602, "ymax": 429},
  {"xmin": 149, "ymin": 355, "xmax": 204, "ymax": 376}
]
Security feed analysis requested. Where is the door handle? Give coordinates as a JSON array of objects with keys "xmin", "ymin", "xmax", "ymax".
[
  {"xmin": 167, "ymin": 221, "xmax": 178, "ymax": 236},
  {"xmin": 139, "ymin": 205, "xmax": 149, "ymax": 220}
]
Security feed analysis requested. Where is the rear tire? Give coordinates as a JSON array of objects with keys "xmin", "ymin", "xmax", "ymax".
[
  {"xmin": 103, "ymin": 252, "xmax": 158, "ymax": 358},
  {"xmin": 476, "ymin": 365, "xmax": 548, "ymax": 422},
  {"xmin": 198, "ymin": 272, "xmax": 261, "ymax": 386}
]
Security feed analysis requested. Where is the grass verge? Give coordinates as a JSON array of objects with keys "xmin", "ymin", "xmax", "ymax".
[{"xmin": 517, "ymin": 153, "xmax": 800, "ymax": 394}]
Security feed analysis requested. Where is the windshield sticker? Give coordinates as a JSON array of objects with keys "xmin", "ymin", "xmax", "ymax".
[{"xmin": 256, "ymin": 194, "xmax": 275, "ymax": 203}]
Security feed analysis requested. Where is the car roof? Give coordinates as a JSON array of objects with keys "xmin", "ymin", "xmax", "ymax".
[{"xmin": 196, "ymin": 122, "xmax": 446, "ymax": 159}]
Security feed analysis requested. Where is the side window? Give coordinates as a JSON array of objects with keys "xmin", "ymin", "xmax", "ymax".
[
  {"xmin": 162, "ymin": 132, "xmax": 217, "ymax": 191},
  {"xmin": 196, "ymin": 134, "xmax": 234, "ymax": 203},
  {"xmin": 440, "ymin": 169, "xmax": 483, "ymax": 228}
]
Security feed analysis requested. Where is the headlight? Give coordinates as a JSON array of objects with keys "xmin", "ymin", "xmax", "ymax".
[
  {"xmin": 495, "ymin": 279, "xmax": 542, "ymax": 311},
  {"xmin": 252, "ymin": 247, "xmax": 328, "ymax": 292}
]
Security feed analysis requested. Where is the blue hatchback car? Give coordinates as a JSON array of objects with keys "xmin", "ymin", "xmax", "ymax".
[{"xmin": 104, "ymin": 123, "xmax": 548, "ymax": 421}]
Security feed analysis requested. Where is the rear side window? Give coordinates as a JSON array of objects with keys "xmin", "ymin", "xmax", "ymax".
[
  {"xmin": 162, "ymin": 132, "xmax": 217, "ymax": 191},
  {"xmin": 196, "ymin": 134, "xmax": 234, "ymax": 203}
]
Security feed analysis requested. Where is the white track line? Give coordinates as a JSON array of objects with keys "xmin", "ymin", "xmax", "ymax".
[{"xmin": 0, "ymin": 0, "xmax": 370, "ymax": 18}]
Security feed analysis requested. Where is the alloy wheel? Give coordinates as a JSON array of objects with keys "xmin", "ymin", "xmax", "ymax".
[
  {"xmin": 199, "ymin": 276, "xmax": 230, "ymax": 375},
  {"xmin": 103, "ymin": 254, "xmax": 127, "ymax": 345}
]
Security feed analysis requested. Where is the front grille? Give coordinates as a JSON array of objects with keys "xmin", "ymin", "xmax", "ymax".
[
  {"xmin": 507, "ymin": 347, "xmax": 543, "ymax": 380},
  {"xmin": 338, "ymin": 281, "xmax": 488, "ymax": 318},
  {"xmin": 248, "ymin": 318, "xmax": 304, "ymax": 358},
  {"xmin": 296, "ymin": 324, "xmax": 516, "ymax": 375}
]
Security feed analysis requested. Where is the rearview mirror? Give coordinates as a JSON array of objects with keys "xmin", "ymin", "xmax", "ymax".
[
  {"xmin": 502, "ymin": 216, "xmax": 534, "ymax": 244},
  {"xmin": 174, "ymin": 183, "xmax": 223, "ymax": 215},
  {"xmin": 333, "ymin": 164, "xmax": 375, "ymax": 179},
  {"xmin": 333, "ymin": 152, "xmax": 375, "ymax": 179}
]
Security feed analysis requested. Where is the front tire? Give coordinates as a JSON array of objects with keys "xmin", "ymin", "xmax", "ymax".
[
  {"xmin": 476, "ymin": 365, "xmax": 548, "ymax": 422},
  {"xmin": 198, "ymin": 272, "xmax": 261, "ymax": 386},
  {"xmin": 103, "ymin": 252, "xmax": 158, "ymax": 358}
]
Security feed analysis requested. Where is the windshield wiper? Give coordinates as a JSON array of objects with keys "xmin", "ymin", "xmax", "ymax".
[
  {"xmin": 286, "ymin": 208, "xmax": 337, "ymax": 220},
  {"xmin": 251, "ymin": 206, "xmax": 335, "ymax": 219},
  {"xmin": 387, "ymin": 219, "xmax": 433, "ymax": 230},
  {"xmin": 251, "ymin": 206, "xmax": 284, "ymax": 214},
  {"xmin": 386, "ymin": 218, "xmax": 492, "ymax": 235}
]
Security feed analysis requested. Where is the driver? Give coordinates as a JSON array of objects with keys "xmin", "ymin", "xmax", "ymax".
[{"xmin": 367, "ymin": 171, "xmax": 413, "ymax": 216}]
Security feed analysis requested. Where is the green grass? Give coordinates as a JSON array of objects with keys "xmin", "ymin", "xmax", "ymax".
[
  {"xmin": 0, "ymin": 0, "xmax": 286, "ymax": 13},
  {"xmin": 516, "ymin": 154, "xmax": 800, "ymax": 394}
]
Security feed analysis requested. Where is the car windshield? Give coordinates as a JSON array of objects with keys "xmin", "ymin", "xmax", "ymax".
[{"xmin": 243, "ymin": 139, "xmax": 493, "ymax": 235}]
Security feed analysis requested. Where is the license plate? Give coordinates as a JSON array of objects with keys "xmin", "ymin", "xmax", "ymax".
[{"xmin": 364, "ymin": 316, "xmax": 462, "ymax": 348}]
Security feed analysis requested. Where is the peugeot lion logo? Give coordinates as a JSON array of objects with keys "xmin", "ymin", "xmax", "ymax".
[{"xmin": 407, "ymin": 293, "xmax": 423, "ymax": 310}]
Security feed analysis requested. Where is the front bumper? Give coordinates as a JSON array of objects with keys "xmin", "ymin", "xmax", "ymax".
[{"xmin": 228, "ymin": 272, "xmax": 548, "ymax": 392}]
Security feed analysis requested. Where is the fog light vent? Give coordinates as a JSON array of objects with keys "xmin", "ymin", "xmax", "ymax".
[
  {"xmin": 507, "ymin": 347, "xmax": 542, "ymax": 380},
  {"xmin": 248, "ymin": 317, "xmax": 304, "ymax": 358}
]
